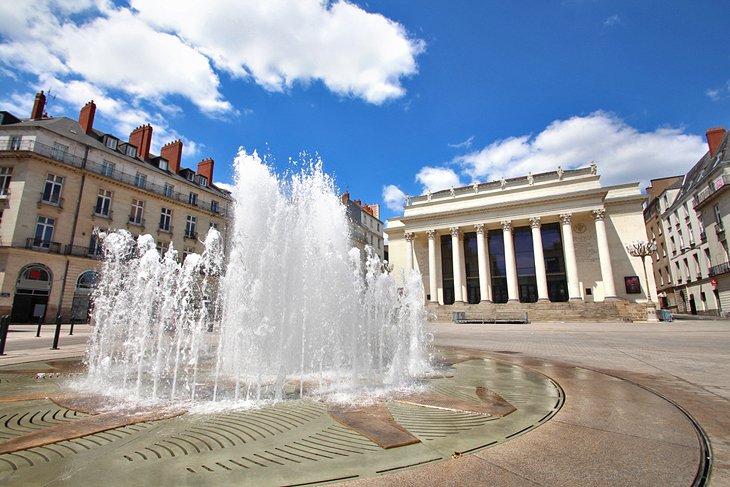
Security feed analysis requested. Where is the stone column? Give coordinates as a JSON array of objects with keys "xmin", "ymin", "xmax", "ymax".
[
  {"xmin": 459, "ymin": 231, "xmax": 468, "ymax": 302},
  {"xmin": 530, "ymin": 217, "xmax": 550, "ymax": 302},
  {"xmin": 450, "ymin": 227, "xmax": 464, "ymax": 304},
  {"xmin": 475, "ymin": 224, "xmax": 491, "ymax": 302},
  {"xmin": 426, "ymin": 230, "xmax": 438, "ymax": 303},
  {"xmin": 560, "ymin": 213, "xmax": 582, "ymax": 301},
  {"xmin": 502, "ymin": 220, "xmax": 519, "ymax": 303},
  {"xmin": 405, "ymin": 232, "xmax": 415, "ymax": 271},
  {"xmin": 592, "ymin": 209, "xmax": 618, "ymax": 300}
]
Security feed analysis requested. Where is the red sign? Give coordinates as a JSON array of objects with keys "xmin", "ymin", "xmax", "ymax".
[{"xmin": 711, "ymin": 279, "xmax": 718, "ymax": 288}]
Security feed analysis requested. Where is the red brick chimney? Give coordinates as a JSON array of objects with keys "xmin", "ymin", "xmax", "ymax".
[
  {"xmin": 341, "ymin": 192, "xmax": 350, "ymax": 204},
  {"xmin": 78, "ymin": 100, "xmax": 96, "ymax": 135},
  {"xmin": 129, "ymin": 124, "xmax": 153, "ymax": 160},
  {"xmin": 706, "ymin": 127, "xmax": 726, "ymax": 157},
  {"xmin": 31, "ymin": 91, "xmax": 46, "ymax": 120},
  {"xmin": 160, "ymin": 139, "xmax": 183, "ymax": 173},
  {"xmin": 197, "ymin": 158, "xmax": 214, "ymax": 186}
]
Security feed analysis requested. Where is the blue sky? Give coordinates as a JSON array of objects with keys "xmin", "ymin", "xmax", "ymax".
[{"xmin": 1, "ymin": 1, "xmax": 729, "ymax": 223}]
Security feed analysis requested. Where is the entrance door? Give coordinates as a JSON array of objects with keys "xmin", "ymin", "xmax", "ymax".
[
  {"xmin": 13, "ymin": 264, "xmax": 52, "ymax": 322},
  {"xmin": 689, "ymin": 294, "xmax": 697, "ymax": 315}
]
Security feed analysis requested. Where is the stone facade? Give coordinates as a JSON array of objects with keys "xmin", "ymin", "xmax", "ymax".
[
  {"xmin": 386, "ymin": 164, "xmax": 657, "ymax": 322},
  {"xmin": 0, "ymin": 92, "xmax": 231, "ymax": 322}
]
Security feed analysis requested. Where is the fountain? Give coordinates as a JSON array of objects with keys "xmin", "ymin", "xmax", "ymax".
[{"xmin": 82, "ymin": 150, "xmax": 431, "ymax": 406}]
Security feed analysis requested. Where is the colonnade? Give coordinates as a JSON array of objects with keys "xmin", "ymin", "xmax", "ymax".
[{"xmin": 403, "ymin": 210, "xmax": 617, "ymax": 304}]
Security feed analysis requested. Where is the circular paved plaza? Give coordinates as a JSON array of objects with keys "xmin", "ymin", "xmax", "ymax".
[{"xmin": 0, "ymin": 320, "xmax": 727, "ymax": 486}]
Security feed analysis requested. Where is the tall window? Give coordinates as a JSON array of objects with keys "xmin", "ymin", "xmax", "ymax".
[
  {"xmin": 34, "ymin": 216, "xmax": 55, "ymax": 247},
  {"xmin": 189, "ymin": 192, "xmax": 198, "ymax": 205},
  {"xmin": 210, "ymin": 200, "xmax": 219, "ymax": 213},
  {"xmin": 164, "ymin": 183, "xmax": 174, "ymax": 197},
  {"xmin": 159, "ymin": 207, "xmax": 172, "ymax": 232},
  {"xmin": 156, "ymin": 241, "xmax": 170, "ymax": 256},
  {"xmin": 51, "ymin": 142, "xmax": 68, "ymax": 161},
  {"xmin": 0, "ymin": 167, "xmax": 11, "ymax": 196},
  {"xmin": 135, "ymin": 172, "xmax": 146, "ymax": 189},
  {"xmin": 88, "ymin": 234, "xmax": 103, "ymax": 257},
  {"xmin": 714, "ymin": 204, "xmax": 723, "ymax": 229},
  {"xmin": 130, "ymin": 199, "xmax": 144, "ymax": 225},
  {"xmin": 9, "ymin": 136, "xmax": 21, "ymax": 150},
  {"xmin": 183, "ymin": 246, "xmax": 194, "ymax": 261},
  {"xmin": 95, "ymin": 189, "xmax": 112, "ymax": 217},
  {"xmin": 42, "ymin": 174, "xmax": 63, "ymax": 205},
  {"xmin": 185, "ymin": 215, "xmax": 197, "ymax": 238},
  {"xmin": 101, "ymin": 160, "xmax": 115, "ymax": 177}
]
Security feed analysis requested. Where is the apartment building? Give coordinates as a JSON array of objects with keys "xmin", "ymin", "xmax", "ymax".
[
  {"xmin": 0, "ymin": 91, "xmax": 231, "ymax": 322},
  {"xmin": 643, "ymin": 176, "xmax": 683, "ymax": 310},
  {"xmin": 691, "ymin": 127, "xmax": 730, "ymax": 315},
  {"xmin": 342, "ymin": 193, "xmax": 385, "ymax": 261},
  {"xmin": 662, "ymin": 128, "xmax": 727, "ymax": 315}
]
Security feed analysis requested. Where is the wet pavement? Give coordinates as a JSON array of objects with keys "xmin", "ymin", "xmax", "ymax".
[{"xmin": 0, "ymin": 320, "xmax": 726, "ymax": 486}]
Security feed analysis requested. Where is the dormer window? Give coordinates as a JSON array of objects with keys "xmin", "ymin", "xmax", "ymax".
[
  {"xmin": 104, "ymin": 136, "xmax": 118, "ymax": 150},
  {"xmin": 197, "ymin": 175, "xmax": 208, "ymax": 186},
  {"xmin": 126, "ymin": 145, "xmax": 137, "ymax": 158},
  {"xmin": 159, "ymin": 159, "xmax": 169, "ymax": 171},
  {"xmin": 185, "ymin": 171, "xmax": 194, "ymax": 181}
]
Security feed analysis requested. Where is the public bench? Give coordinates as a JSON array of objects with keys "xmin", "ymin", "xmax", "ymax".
[{"xmin": 452, "ymin": 310, "xmax": 529, "ymax": 324}]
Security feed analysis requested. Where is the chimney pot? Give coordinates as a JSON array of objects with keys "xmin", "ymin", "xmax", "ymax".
[
  {"xmin": 31, "ymin": 91, "xmax": 46, "ymax": 120},
  {"xmin": 706, "ymin": 127, "xmax": 726, "ymax": 157},
  {"xmin": 129, "ymin": 124, "xmax": 153, "ymax": 160},
  {"xmin": 78, "ymin": 100, "xmax": 96, "ymax": 135},
  {"xmin": 160, "ymin": 139, "xmax": 183, "ymax": 174},
  {"xmin": 197, "ymin": 158, "xmax": 214, "ymax": 187}
]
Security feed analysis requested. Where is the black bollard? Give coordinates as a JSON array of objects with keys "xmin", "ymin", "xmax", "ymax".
[
  {"xmin": 0, "ymin": 315, "xmax": 10, "ymax": 355},
  {"xmin": 69, "ymin": 318, "xmax": 75, "ymax": 336},
  {"xmin": 51, "ymin": 314, "xmax": 62, "ymax": 350},
  {"xmin": 36, "ymin": 315, "xmax": 42, "ymax": 337}
]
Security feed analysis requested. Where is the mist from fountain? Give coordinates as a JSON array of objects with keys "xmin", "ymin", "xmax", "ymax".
[{"xmin": 82, "ymin": 150, "xmax": 430, "ymax": 406}]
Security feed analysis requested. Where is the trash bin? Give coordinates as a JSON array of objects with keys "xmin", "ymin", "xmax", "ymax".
[
  {"xmin": 658, "ymin": 309, "xmax": 673, "ymax": 322},
  {"xmin": 452, "ymin": 311, "xmax": 465, "ymax": 322}
]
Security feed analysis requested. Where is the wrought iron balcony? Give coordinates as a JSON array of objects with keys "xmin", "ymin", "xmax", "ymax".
[
  {"xmin": 709, "ymin": 261, "xmax": 730, "ymax": 277},
  {"xmin": 2, "ymin": 139, "xmax": 229, "ymax": 217},
  {"xmin": 25, "ymin": 238, "xmax": 62, "ymax": 254},
  {"xmin": 694, "ymin": 174, "xmax": 730, "ymax": 208}
]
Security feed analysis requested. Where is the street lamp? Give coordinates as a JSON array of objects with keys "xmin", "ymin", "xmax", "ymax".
[
  {"xmin": 626, "ymin": 240, "xmax": 658, "ymax": 321},
  {"xmin": 625, "ymin": 240, "xmax": 657, "ymax": 302}
]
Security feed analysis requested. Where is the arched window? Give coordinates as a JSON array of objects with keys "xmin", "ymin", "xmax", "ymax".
[
  {"xmin": 16, "ymin": 264, "xmax": 52, "ymax": 294},
  {"xmin": 76, "ymin": 270, "xmax": 99, "ymax": 290}
]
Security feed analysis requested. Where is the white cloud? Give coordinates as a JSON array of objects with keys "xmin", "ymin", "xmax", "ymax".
[
  {"xmin": 131, "ymin": 0, "xmax": 424, "ymax": 104},
  {"xmin": 382, "ymin": 184, "xmax": 406, "ymax": 212},
  {"xmin": 415, "ymin": 166, "xmax": 462, "ymax": 193},
  {"xmin": 453, "ymin": 112, "xmax": 707, "ymax": 189},
  {"xmin": 448, "ymin": 135, "xmax": 474, "ymax": 149},
  {"xmin": 706, "ymin": 88, "xmax": 721, "ymax": 101},
  {"xmin": 603, "ymin": 14, "xmax": 622, "ymax": 27}
]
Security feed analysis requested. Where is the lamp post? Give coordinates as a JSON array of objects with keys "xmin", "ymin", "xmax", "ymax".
[{"xmin": 626, "ymin": 240, "xmax": 658, "ymax": 321}]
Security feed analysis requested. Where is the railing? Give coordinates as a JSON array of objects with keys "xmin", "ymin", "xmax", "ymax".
[
  {"xmin": 128, "ymin": 216, "xmax": 145, "ymax": 227},
  {"xmin": 93, "ymin": 208, "xmax": 113, "ymax": 219},
  {"xmin": 38, "ymin": 192, "xmax": 64, "ymax": 208},
  {"xmin": 709, "ymin": 261, "xmax": 730, "ymax": 277},
  {"xmin": 158, "ymin": 225, "xmax": 174, "ymax": 234},
  {"xmin": 25, "ymin": 238, "xmax": 63, "ymax": 254},
  {"xmin": 66, "ymin": 245, "xmax": 103, "ymax": 259},
  {"xmin": 694, "ymin": 174, "xmax": 730, "ymax": 208},
  {"xmin": 2, "ymin": 139, "xmax": 229, "ymax": 217}
]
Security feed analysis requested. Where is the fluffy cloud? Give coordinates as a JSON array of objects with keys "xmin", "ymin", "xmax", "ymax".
[
  {"xmin": 453, "ymin": 112, "xmax": 706, "ymax": 189},
  {"xmin": 132, "ymin": 0, "xmax": 424, "ymax": 104},
  {"xmin": 382, "ymin": 184, "xmax": 406, "ymax": 212},
  {"xmin": 416, "ymin": 166, "xmax": 462, "ymax": 193},
  {"xmin": 0, "ymin": 0, "xmax": 422, "ymax": 135}
]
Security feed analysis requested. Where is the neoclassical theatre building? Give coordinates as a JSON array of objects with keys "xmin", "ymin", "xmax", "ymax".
[{"xmin": 386, "ymin": 164, "xmax": 657, "ymax": 321}]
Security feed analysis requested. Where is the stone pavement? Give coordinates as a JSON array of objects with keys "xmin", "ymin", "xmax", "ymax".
[{"xmin": 0, "ymin": 320, "xmax": 725, "ymax": 486}]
